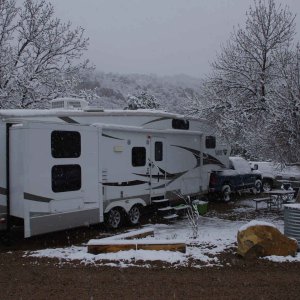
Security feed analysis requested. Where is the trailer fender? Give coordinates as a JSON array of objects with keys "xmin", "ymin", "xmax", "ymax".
[{"xmin": 104, "ymin": 198, "xmax": 147, "ymax": 214}]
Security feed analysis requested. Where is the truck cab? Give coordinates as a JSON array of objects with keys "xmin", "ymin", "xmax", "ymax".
[{"xmin": 209, "ymin": 156, "xmax": 262, "ymax": 201}]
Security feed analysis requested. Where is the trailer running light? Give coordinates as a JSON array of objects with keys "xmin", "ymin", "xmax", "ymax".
[{"xmin": 209, "ymin": 173, "xmax": 217, "ymax": 186}]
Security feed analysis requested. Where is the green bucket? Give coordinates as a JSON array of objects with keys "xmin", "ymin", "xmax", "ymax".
[{"xmin": 193, "ymin": 200, "xmax": 208, "ymax": 215}]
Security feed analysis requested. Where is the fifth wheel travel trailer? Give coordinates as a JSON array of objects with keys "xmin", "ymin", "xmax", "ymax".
[{"xmin": 0, "ymin": 98, "xmax": 230, "ymax": 238}]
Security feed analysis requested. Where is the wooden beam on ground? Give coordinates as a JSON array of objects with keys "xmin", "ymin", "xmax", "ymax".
[
  {"xmin": 87, "ymin": 239, "xmax": 186, "ymax": 254},
  {"xmin": 137, "ymin": 243, "xmax": 186, "ymax": 253},
  {"xmin": 88, "ymin": 243, "xmax": 136, "ymax": 254}
]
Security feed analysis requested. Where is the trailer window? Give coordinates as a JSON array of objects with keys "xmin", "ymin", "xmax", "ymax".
[
  {"xmin": 132, "ymin": 147, "xmax": 146, "ymax": 167},
  {"xmin": 205, "ymin": 136, "xmax": 216, "ymax": 149},
  {"xmin": 51, "ymin": 131, "xmax": 81, "ymax": 158},
  {"xmin": 52, "ymin": 164, "xmax": 81, "ymax": 192},
  {"xmin": 172, "ymin": 119, "xmax": 189, "ymax": 130},
  {"xmin": 155, "ymin": 142, "xmax": 163, "ymax": 161}
]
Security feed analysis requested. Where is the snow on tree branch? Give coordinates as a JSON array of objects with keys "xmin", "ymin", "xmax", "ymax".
[
  {"xmin": 0, "ymin": 0, "xmax": 92, "ymax": 109},
  {"xmin": 192, "ymin": 0, "xmax": 299, "ymax": 163}
]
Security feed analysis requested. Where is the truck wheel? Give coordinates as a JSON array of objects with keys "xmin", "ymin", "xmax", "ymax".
[
  {"xmin": 106, "ymin": 208, "xmax": 124, "ymax": 229},
  {"xmin": 262, "ymin": 179, "xmax": 272, "ymax": 192},
  {"xmin": 221, "ymin": 185, "xmax": 231, "ymax": 202},
  {"xmin": 128, "ymin": 205, "xmax": 141, "ymax": 225},
  {"xmin": 254, "ymin": 179, "xmax": 262, "ymax": 194}
]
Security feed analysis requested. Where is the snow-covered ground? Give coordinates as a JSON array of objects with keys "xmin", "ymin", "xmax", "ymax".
[
  {"xmin": 24, "ymin": 202, "xmax": 300, "ymax": 268},
  {"xmin": 26, "ymin": 217, "xmax": 242, "ymax": 268}
]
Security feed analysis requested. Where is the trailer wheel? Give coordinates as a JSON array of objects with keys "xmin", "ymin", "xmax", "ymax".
[
  {"xmin": 106, "ymin": 208, "xmax": 124, "ymax": 229},
  {"xmin": 128, "ymin": 205, "xmax": 142, "ymax": 225}
]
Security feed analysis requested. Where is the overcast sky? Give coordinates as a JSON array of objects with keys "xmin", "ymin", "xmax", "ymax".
[{"xmin": 51, "ymin": 0, "xmax": 300, "ymax": 78}]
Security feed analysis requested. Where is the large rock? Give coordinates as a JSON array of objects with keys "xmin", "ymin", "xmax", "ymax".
[{"xmin": 237, "ymin": 220, "xmax": 298, "ymax": 258}]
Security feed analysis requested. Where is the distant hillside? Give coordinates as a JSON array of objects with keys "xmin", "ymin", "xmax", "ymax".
[{"xmin": 78, "ymin": 72, "xmax": 202, "ymax": 113}]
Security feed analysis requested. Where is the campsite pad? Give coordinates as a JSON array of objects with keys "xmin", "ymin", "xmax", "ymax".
[{"xmin": 1, "ymin": 197, "xmax": 300, "ymax": 299}]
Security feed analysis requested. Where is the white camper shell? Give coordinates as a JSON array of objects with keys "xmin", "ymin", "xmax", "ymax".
[{"xmin": 0, "ymin": 98, "xmax": 229, "ymax": 237}]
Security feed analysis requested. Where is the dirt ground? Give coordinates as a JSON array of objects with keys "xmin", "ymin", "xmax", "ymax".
[{"xmin": 1, "ymin": 199, "xmax": 300, "ymax": 300}]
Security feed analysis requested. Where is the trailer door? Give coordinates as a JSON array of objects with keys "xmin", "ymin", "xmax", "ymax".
[{"xmin": 149, "ymin": 137, "xmax": 167, "ymax": 198}]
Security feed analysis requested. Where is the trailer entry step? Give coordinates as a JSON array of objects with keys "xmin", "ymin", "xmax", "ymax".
[
  {"xmin": 173, "ymin": 205, "xmax": 190, "ymax": 211},
  {"xmin": 163, "ymin": 214, "xmax": 178, "ymax": 220},
  {"xmin": 157, "ymin": 206, "xmax": 173, "ymax": 212},
  {"xmin": 152, "ymin": 199, "xmax": 169, "ymax": 204}
]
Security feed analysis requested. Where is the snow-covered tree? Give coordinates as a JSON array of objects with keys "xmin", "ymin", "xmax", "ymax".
[
  {"xmin": 0, "ymin": 0, "xmax": 91, "ymax": 109},
  {"xmin": 125, "ymin": 92, "xmax": 160, "ymax": 110},
  {"xmin": 195, "ymin": 0, "xmax": 298, "ymax": 161},
  {"xmin": 264, "ymin": 44, "xmax": 300, "ymax": 163}
]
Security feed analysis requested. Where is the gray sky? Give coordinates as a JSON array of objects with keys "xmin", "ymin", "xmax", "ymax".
[{"xmin": 51, "ymin": 0, "xmax": 300, "ymax": 78}]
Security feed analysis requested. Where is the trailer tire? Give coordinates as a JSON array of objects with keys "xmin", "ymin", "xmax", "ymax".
[
  {"xmin": 128, "ymin": 205, "xmax": 142, "ymax": 225},
  {"xmin": 106, "ymin": 208, "xmax": 124, "ymax": 229}
]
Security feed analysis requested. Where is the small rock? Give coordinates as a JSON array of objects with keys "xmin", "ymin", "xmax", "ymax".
[{"xmin": 237, "ymin": 222, "xmax": 298, "ymax": 258}]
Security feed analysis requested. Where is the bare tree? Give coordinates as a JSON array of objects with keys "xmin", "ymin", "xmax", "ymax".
[
  {"xmin": 0, "ymin": 0, "xmax": 91, "ymax": 109},
  {"xmin": 265, "ymin": 45, "xmax": 300, "ymax": 163}
]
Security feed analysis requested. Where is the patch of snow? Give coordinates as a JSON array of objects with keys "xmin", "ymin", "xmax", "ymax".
[
  {"xmin": 26, "ymin": 217, "xmax": 244, "ymax": 268},
  {"xmin": 28, "ymin": 246, "xmax": 186, "ymax": 265},
  {"xmin": 284, "ymin": 203, "xmax": 300, "ymax": 210},
  {"xmin": 262, "ymin": 253, "xmax": 300, "ymax": 263},
  {"xmin": 24, "ymin": 214, "xmax": 295, "ymax": 268},
  {"xmin": 238, "ymin": 220, "xmax": 277, "ymax": 232},
  {"xmin": 229, "ymin": 156, "xmax": 252, "ymax": 174},
  {"xmin": 232, "ymin": 207, "xmax": 253, "ymax": 213},
  {"xmin": 87, "ymin": 227, "xmax": 154, "ymax": 245}
]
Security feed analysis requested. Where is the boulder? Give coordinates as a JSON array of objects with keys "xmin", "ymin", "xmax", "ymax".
[{"xmin": 237, "ymin": 221, "xmax": 298, "ymax": 258}]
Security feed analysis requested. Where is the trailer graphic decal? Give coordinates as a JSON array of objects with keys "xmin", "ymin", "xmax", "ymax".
[
  {"xmin": 133, "ymin": 167, "xmax": 188, "ymax": 190},
  {"xmin": 203, "ymin": 153, "xmax": 225, "ymax": 167},
  {"xmin": 150, "ymin": 171, "xmax": 188, "ymax": 190},
  {"xmin": 102, "ymin": 133, "xmax": 124, "ymax": 140},
  {"xmin": 24, "ymin": 193, "xmax": 53, "ymax": 203},
  {"xmin": 142, "ymin": 117, "xmax": 172, "ymax": 126},
  {"xmin": 102, "ymin": 180, "xmax": 148, "ymax": 187},
  {"xmin": 58, "ymin": 116, "xmax": 79, "ymax": 124},
  {"xmin": 170, "ymin": 145, "xmax": 224, "ymax": 168},
  {"xmin": 133, "ymin": 169, "xmax": 187, "ymax": 181},
  {"xmin": 170, "ymin": 145, "xmax": 201, "ymax": 168}
]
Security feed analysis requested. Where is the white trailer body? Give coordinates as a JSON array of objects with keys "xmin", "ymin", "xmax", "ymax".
[
  {"xmin": 99, "ymin": 126, "xmax": 203, "ymax": 213},
  {"xmin": 0, "ymin": 98, "xmax": 230, "ymax": 237}
]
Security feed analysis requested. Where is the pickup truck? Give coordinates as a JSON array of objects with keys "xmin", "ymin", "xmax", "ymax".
[
  {"xmin": 249, "ymin": 161, "xmax": 300, "ymax": 193},
  {"xmin": 209, "ymin": 156, "xmax": 262, "ymax": 201}
]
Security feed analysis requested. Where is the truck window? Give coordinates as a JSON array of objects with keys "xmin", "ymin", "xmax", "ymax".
[
  {"xmin": 52, "ymin": 164, "xmax": 81, "ymax": 192},
  {"xmin": 51, "ymin": 131, "xmax": 81, "ymax": 158},
  {"xmin": 132, "ymin": 147, "xmax": 146, "ymax": 166}
]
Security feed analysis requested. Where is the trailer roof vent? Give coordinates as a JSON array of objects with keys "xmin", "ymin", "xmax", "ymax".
[
  {"xmin": 83, "ymin": 106, "xmax": 104, "ymax": 112},
  {"xmin": 50, "ymin": 98, "xmax": 89, "ymax": 110}
]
